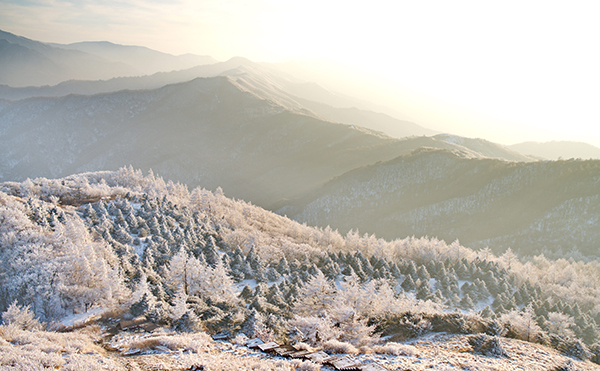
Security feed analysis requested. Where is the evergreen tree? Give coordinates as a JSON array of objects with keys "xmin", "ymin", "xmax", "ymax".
[
  {"xmin": 243, "ymin": 261, "xmax": 255, "ymax": 280},
  {"xmin": 480, "ymin": 306, "xmax": 494, "ymax": 318},
  {"xmin": 390, "ymin": 263, "xmax": 402, "ymax": 279},
  {"xmin": 431, "ymin": 290, "xmax": 446, "ymax": 305},
  {"xmin": 492, "ymin": 293, "xmax": 508, "ymax": 312},
  {"xmin": 240, "ymin": 285, "xmax": 254, "ymax": 301},
  {"xmin": 322, "ymin": 260, "xmax": 341, "ymax": 280},
  {"xmin": 341, "ymin": 264, "xmax": 356, "ymax": 277},
  {"xmin": 276, "ymin": 256, "xmax": 290, "ymax": 275},
  {"xmin": 474, "ymin": 279, "xmax": 491, "ymax": 301},
  {"xmin": 401, "ymin": 275, "xmax": 416, "ymax": 292},
  {"xmin": 456, "ymin": 261, "xmax": 470, "ymax": 279},
  {"xmin": 416, "ymin": 279, "xmax": 432, "ymax": 300},
  {"xmin": 417, "ymin": 265, "xmax": 431, "ymax": 281},
  {"xmin": 461, "ymin": 282, "xmax": 473, "ymax": 296},
  {"xmin": 582, "ymin": 323, "xmax": 599, "ymax": 345},
  {"xmin": 148, "ymin": 216, "xmax": 161, "ymax": 236},
  {"xmin": 405, "ymin": 260, "xmax": 418, "ymax": 278},
  {"xmin": 204, "ymin": 237, "xmax": 219, "ymax": 267},
  {"xmin": 266, "ymin": 285, "xmax": 287, "ymax": 309},
  {"xmin": 173, "ymin": 310, "xmax": 203, "ymax": 333},
  {"xmin": 460, "ymin": 294, "xmax": 475, "ymax": 310},
  {"xmin": 512, "ymin": 290, "xmax": 523, "ymax": 306},
  {"xmin": 266, "ymin": 267, "xmax": 281, "ymax": 282},
  {"xmin": 246, "ymin": 246, "xmax": 261, "ymax": 271},
  {"xmin": 426, "ymin": 261, "xmax": 438, "ymax": 278},
  {"xmin": 131, "ymin": 293, "xmax": 152, "ymax": 317}
]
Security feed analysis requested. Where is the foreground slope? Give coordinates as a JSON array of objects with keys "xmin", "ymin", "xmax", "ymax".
[
  {"xmin": 281, "ymin": 148, "xmax": 600, "ymax": 256},
  {"xmin": 2, "ymin": 327, "xmax": 597, "ymax": 371},
  {"xmin": 1, "ymin": 169, "xmax": 600, "ymax": 369}
]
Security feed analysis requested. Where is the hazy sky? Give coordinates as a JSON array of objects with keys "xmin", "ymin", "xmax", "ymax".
[{"xmin": 1, "ymin": 0, "xmax": 600, "ymax": 147}]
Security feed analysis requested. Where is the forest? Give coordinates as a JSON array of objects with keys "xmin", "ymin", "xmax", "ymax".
[{"xmin": 1, "ymin": 167, "xmax": 600, "ymax": 368}]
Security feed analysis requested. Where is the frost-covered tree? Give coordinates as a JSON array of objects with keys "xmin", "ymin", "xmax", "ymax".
[
  {"xmin": 500, "ymin": 305, "xmax": 542, "ymax": 342},
  {"xmin": 166, "ymin": 248, "xmax": 192, "ymax": 294},
  {"xmin": 401, "ymin": 274, "xmax": 417, "ymax": 292},
  {"xmin": 544, "ymin": 312, "xmax": 576, "ymax": 339},
  {"xmin": 293, "ymin": 271, "xmax": 337, "ymax": 316},
  {"xmin": 170, "ymin": 287, "xmax": 189, "ymax": 321},
  {"xmin": 1, "ymin": 301, "xmax": 42, "ymax": 330}
]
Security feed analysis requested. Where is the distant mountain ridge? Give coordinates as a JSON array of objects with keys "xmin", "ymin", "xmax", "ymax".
[
  {"xmin": 0, "ymin": 29, "xmax": 138, "ymax": 86},
  {"xmin": 50, "ymin": 40, "xmax": 216, "ymax": 75},
  {"xmin": 0, "ymin": 29, "xmax": 215, "ymax": 87},
  {"xmin": 0, "ymin": 56, "xmax": 253, "ymax": 100},
  {"xmin": 434, "ymin": 134, "xmax": 534, "ymax": 162},
  {"xmin": 509, "ymin": 141, "xmax": 600, "ymax": 160},
  {"xmin": 280, "ymin": 148, "xmax": 600, "ymax": 257}
]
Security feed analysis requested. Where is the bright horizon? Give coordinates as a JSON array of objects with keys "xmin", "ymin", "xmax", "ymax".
[{"xmin": 1, "ymin": 0, "xmax": 600, "ymax": 148}]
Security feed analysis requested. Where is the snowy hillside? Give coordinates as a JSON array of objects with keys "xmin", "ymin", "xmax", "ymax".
[{"xmin": 1, "ymin": 169, "xmax": 600, "ymax": 369}]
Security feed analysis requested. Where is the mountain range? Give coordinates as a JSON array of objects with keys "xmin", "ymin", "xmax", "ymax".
[
  {"xmin": 279, "ymin": 147, "xmax": 600, "ymax": 256},
  {"xmin": 1, "ymin": 29, "xmax": 599, "ymax": 259},
  {"xmin": 0, "ymin": 29, "xmax": 214, "ymax": 87},
  {"xmin": 509, "ymin": 141, "xmax": 600, "ymax": 160}
]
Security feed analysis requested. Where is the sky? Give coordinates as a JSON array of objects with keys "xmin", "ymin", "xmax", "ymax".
[{"xmin": 1, "ymin": 0, "xmax": 600, "ymax": 147}]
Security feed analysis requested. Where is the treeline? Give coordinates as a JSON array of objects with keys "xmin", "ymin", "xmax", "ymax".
[{"xmin": 1, "ymin": 167, "xmax": 600, "ymax": 362}]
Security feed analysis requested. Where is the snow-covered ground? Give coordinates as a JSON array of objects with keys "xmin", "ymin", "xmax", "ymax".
[{"xmin": 3, "ymin": 324, "xmax": 597, "ymax": 371}]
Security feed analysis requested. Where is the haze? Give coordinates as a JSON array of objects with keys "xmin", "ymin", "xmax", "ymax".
[{"xmin": 2, "ymin": 0, "xmax": 599, "ymax": 148}]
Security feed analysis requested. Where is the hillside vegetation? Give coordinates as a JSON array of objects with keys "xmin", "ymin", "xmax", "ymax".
[{"xmin": 1, "ymin": 169, "xmax": 600, "ymax": 369}]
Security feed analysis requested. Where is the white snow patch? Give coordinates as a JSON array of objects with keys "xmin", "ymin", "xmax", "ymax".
[{"xmin": 57, "ymin": 307, "xmax": 105, "ymax": 329}]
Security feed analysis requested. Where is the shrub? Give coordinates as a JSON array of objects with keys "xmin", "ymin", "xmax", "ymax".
[
  {"xmin": 371, "ymin": 342, "xmax": 418, "ymax": 356},
  {"xmin": 231, "ymin": 333, "xmax": 249, "ymax": 345},
  {"xmin": 428, "ymin": 313, "xmax": 469, "ymax": 334},
  {"xmin": 556, "ymin": 337, "xmax": 590, "ymax": 360},
  {"xmin": 1, "ymin": 301, "xmax": 42, "ymax": 330},
  {"xmin": 378, "ymin": 312, "xmax": 433, "ymax": 341},
  {"xmin": 589, "ymin": 343, "xmax": 600, "ymax": 364},
  {"xmin": 291, "ymin": 360, "xmax": 321, "ymax": 371},
  {"xmin": 548, "ymin": 360, "xmax": 576, "ymax": 371},
  {"xmin": 292, "ymin": 342, "xmax": 315, "ymax": 352},
  {"xmin": 321, "ymin": 339, "xmax": 359, "ymax": 354},
  {"xmin": 468, "ymin": 334, "xmax": 507, "ymax": 357},
  {"xmin": 500, "ymin": 306, "xmax": 542, "ymax": 342}
]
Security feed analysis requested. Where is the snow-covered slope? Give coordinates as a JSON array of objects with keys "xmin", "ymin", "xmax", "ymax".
[{"xmin": 1, "ymin": 169, "xmax": 600, "ymax": 369}]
